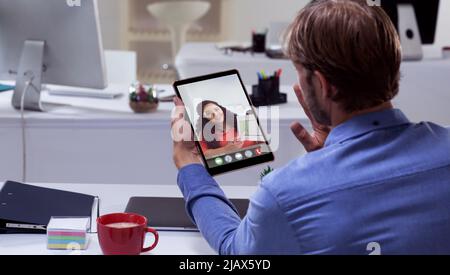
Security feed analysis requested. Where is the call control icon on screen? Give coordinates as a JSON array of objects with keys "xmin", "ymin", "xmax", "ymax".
[
  {"xmin": 224, "ymin": 155, "xmax": 233, "ymax": 163},
  {"xmin": 215, "ymin": 158, "xmax": 224, "ymax": 166},
  {"xmin": 235, "ymin": 153, "xmax": 243, "ymax": 161}
]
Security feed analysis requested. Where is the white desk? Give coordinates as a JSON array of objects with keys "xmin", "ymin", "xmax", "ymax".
[
  {"xmin": 176, "ymin": 43, "xmax": 297, "ymax": 86},
  {"xmin": 176, "ymin": 42, "xmax": 450, "ymax": 126},
  {"xmin": 0, "ymin": 181, "xmax": 257, "ymax": 255},
  {"xmin": 0, "ymin": 84, "xmax": 308, "ymax": 186}
]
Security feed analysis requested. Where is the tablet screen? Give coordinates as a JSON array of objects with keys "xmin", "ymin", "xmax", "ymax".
[{"xmin": 175, "ymin": 71, "xmax": 273, "ymax": 174}]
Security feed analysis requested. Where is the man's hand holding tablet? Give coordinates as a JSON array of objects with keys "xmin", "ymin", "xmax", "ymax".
[{"xmin": 172, "ymin": 70, "xmax": 274, "ymax": 175}]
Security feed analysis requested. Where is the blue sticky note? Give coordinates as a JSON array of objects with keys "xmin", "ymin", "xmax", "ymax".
[{"xmin": 0, "ymin": 84, "xmax": 14, "ymax": 92}]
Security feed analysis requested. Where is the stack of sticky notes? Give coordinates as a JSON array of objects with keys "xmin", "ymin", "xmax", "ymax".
[{"xmin": 47, "ymin": 217, "xmax": 90, "ymax": 250}]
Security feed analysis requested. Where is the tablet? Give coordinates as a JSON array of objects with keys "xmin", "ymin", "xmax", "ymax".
[
  {"xmin": 173, "ymin": 70, "xmax": 274, "ymax": 175},
  {"xmin": 125, "ymin": 197, "xmax": 250, "ymax": 231}
]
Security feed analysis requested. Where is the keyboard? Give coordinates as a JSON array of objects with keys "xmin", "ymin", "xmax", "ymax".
[{"xmin": 47, "ymin": 89, "xmax": 124, "ymax": 99}]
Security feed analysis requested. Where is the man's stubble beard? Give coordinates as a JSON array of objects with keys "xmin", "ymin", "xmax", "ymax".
[{"xmin": 303, "ymin": 74, "xmax": 332, "ymax": 126}]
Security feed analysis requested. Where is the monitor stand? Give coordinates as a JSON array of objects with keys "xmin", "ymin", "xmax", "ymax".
[
  {"xmin": 11, "ymin": 40, "xmax": 45, "ymax": 112},
  {"xmin": 398, "ymin": 4, "xmax": 423, "ymax": 61}
]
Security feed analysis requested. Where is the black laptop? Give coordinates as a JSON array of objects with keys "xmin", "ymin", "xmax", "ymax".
[{"xmin": 125, "ymin": 197, "xmax": 249, "ymax": 231}]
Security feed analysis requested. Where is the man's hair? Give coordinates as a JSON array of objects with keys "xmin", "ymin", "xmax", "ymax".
[{"xmin": 285, "ymin": 0, "xmax": 402, "ymax": 112}]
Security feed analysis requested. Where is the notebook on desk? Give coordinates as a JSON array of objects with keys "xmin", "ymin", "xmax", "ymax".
[
  {"xmin": 0, "ymin": 181, "xmax": 99, "ymax": 234},
  {"xmin": 125, "ymin": 197, "xmax": 249, "ymax": 232}
]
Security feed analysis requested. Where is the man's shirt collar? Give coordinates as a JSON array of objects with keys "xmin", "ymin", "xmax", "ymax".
[{"xmin": 325, "ymin": 109, "xmax": 411, "ymax": 147}]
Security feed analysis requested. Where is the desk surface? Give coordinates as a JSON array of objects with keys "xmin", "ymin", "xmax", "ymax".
[
  {"xmin": 0, "ymin": 182, "xmax": 257, "ymax": 255},
  {"xmin": 0, "ymin": 83, "xmax": 174, "ymax": 123},
  {"xmin": 0, "ymin": 83, "xmax": 308, "ymax": 126},
  {"xmin": 0, "ymin": 82, "xmax": 308, "ymax": 187}
]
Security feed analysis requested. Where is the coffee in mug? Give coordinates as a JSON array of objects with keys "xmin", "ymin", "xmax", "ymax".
[
  {"xmin": 97, "ymin": 213, "xmax": 159, "ymax": 255},
  {"xmin": 106, "ymin": 222, "xmax": 140, "ymax": 229}
]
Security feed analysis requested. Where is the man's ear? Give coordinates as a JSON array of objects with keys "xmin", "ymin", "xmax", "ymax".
[{"xmin": 314, "ymin": 71, "xmax": 337, "ymax": 99}]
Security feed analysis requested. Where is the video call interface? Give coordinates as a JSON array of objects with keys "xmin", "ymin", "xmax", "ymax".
[{"xmin": 177, "ymin": 74, "xmax": 271, "ymax": 168}]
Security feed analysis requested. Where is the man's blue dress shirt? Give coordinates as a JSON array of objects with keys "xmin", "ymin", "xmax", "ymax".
[{"xmin": 177, "ymin": 109, "xmax": 450, "ymax": 255}]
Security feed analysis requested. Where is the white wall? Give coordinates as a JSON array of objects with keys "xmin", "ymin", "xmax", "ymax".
[
  {"xmin": 423, "ymin": 0, "xmax": 450, "ymax": 58},
  {"xmin": 97, "ymin": 0, "xmax": 121, "ymax": 50},
  {"xmin": 96, "ymin": 0, "xmax": 309, "ymax": 49},
  {"xmin": 221, "ymin": 0, "xmax": 308, "ymax": 41},
  {"xmin": 97, "ymin": 0, "xmax": 450, "ymax": 57},
  {"xmin": 220, "ymin": 0, "xmax": 450, "ymax": 57}
]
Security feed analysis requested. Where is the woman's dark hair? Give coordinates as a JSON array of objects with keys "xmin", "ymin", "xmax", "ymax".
[{"xmin": 196, "ymin": 100, "xmax": 238, "ymax": 149}]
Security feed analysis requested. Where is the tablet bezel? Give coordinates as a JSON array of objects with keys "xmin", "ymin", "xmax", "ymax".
[{"xmin": 173, "ymin": 69, "xmax": 275, "ymax": 176}]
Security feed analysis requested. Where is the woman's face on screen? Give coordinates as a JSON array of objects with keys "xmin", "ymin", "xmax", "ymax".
[{"xmin": 203, "ymin": 103, "xmax": 224, "ymax": 125}]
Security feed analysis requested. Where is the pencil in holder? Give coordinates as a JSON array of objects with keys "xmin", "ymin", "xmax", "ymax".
[{"xmin": 251, "ymin": 76, "xmax": 287, "ymax": 107}]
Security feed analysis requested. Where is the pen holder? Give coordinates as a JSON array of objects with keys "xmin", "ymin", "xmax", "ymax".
[
  {"xmin": 250, "ymin": 77, "xmax": 287, "ymax": 107},
  {"xmin": 252, "ymin": 33, "xmax": 266, "ymax": 53}
]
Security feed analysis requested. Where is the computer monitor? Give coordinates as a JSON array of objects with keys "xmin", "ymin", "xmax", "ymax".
[
  {"xmin": 0, "ymin": 0, "xmax": 107, "ymax": 111},
  {"xmin": 380, "ymin": 0, "xmax": 440, "ymax": 60}
]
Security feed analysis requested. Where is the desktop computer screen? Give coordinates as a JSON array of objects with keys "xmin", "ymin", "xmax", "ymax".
[
  {"xmin": 381, "ymin": 0, "xmax": 440, "ymax": 45},
  {"xmin": 0, "ymin": 0, "xmax": 107, "ymax": 111},
  {"xmin": 380, "ymin": 0, "xmax": 440, "ymax": 60}
]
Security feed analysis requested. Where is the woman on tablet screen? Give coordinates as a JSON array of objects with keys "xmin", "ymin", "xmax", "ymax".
[{"xmin": 196, "ymin": 100, "xmax": 261, "ymax": 159}]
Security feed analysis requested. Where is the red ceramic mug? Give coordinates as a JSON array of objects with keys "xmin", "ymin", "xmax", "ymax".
[{"xmin": 97, "ymin": 213, "xmax": 159, "ymax": 255}]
